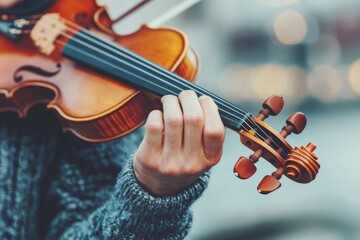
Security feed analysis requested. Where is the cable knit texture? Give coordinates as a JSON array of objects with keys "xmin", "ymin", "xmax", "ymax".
[{"xmin": 0, "ymin": 107, "xmax": 209, "ymax": 240}]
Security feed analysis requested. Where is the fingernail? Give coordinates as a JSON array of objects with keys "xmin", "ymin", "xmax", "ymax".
[{"xmin": 199, "ymin": 95, "xmax": 209, "ymax": 100}]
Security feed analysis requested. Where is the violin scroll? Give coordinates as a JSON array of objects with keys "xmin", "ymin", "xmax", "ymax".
[
  {"xmin": 234, "ymin": 96, "xmax": 319, "ymax": 194},
  {"xmin": 284, "ymin": 143, "xmax": 319, "ymax": 183}
]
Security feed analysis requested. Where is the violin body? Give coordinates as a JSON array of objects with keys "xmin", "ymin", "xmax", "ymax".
[
  {"xmin": 0, "ymin": 0, "xmax": 198, "ymax": 141},
  {"xmin": 0, "ymin": 0, "xmax": 319, "ymax": 194}
]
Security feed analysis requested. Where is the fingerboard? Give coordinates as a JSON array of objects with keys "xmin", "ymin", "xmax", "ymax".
[{"xmin": 62, "ymin": 30, "xmax": 253, "ymax": 131}]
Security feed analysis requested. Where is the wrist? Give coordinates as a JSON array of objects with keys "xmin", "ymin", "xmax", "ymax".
[
  {"xmin": 117, "ymin": 155, "xmax": 211, "ymax": 216},
  {"xmin": 133, "ymin": 158, "xmax": 201, "ymax": 196}
]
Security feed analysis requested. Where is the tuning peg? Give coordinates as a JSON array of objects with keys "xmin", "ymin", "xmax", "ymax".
[
  {"xmin": 234, "ymin": 147, "xmax": 265, "ymax": 179},
  {"xmin": 257, "ymin": 167, "xmax": 284, "ymax": 194},
  {"xmin": 257, "ymin": 176, "xmax": 281, "ymax": 194},
  {"xmin": 280, "ymin": 112, "xmax": 307, "ymax": 137},
  {"xmin": 255, "ymin": 113, "xmax": 307, "ymax": 194},
  {"xmin": 234, "ymin": 96, "xmax": 284, "ymax": 179},
  {"xmin": 257, "ymin": 95, "xmax": 284, "ymax": 121},
  {"xmin": 234, "ymin": 156, "xmax": 257, "ymax": 179},
  {"xmin": 234, "ymin": 96, "xmax": 283, "ymax": 180}
]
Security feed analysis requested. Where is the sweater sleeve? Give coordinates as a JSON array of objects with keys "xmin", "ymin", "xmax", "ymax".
[{"xmin": 46, "ymin": 129, "xmax": 210, "ymax": 240}]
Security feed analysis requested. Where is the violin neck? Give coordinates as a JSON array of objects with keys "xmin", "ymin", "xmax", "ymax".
[{"xmin": 62, "ymin": 30, "xmax": 253, "ymax": 131}]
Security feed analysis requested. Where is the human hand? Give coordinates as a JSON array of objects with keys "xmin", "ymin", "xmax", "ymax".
[{"xmin": 133, "ymin": 90, "xmax": 225, "ymax": 196}]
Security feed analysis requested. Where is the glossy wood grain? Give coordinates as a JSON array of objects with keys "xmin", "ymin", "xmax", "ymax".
[{"xmin": 0, "ymin": 0, "xmax": 198, "ymax": 142}]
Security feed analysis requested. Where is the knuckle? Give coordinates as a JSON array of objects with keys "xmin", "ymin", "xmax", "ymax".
[
  {"xmin": 212, "ymin": 150, "xmax": 222, "ymax": 160},
  {"xmin": 208, "ymin": 155, "xmax": 222, "ymax": 166},
  {"xmin": 160, "ymin": 164, "xmax": 203, "ymax": 177},
  {"xmin": 165, "ymin": 115, "xmax": 183, "ymax": 127},
  {"xmin": 159, "ymin": 165, "xmax": 180, "ymax": 177},
  {"xmin": 143, "ymin": 161, "xmax": 160, "ymax": 171},
  {"xmin": 135, "ymin": 153, "xmax": 159, "ymax": 171},
  {"xmin": 144, "ymin": 121, "xmax": 163, "ymax": 134},
  {"xmin": 144, "ymin": 135, "xmax": 161, "ymax": 147},
  {"xmin": 204, "ymin": 127, "xmax": 225, "ymax": 141},
  {"xmin": 184, "ymin": 113, "xmax": 203, "ymax": 126},
  {"xmin": 183, "ymin": 164, "xmax": 204, "ymax": 176},
  {"xmin": 204, "ymin": 149, "xmax": 223, "ymax": 165}
]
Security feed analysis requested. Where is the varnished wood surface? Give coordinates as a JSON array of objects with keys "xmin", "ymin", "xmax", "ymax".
[{"xmin": 0, "ymin": 0, "xmax": 199, "ymax": 142}]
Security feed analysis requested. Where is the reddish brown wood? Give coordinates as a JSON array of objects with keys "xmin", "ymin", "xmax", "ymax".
[
  {"xmin": 235, "ymin": 95, "xmax": 286, "ymax": 181},
  {"xmin": 0, "ymin": 0, "xmax": 198, "ymax": 142},
  {"xmin": 0, "ymin": 0, "xmax": 319, "ymax": 194},
  {"xmin": 257, "ymin": 95, "xmax": 284, "ymax": 121},
  {"xmin": 285, "ymin": 112, "xmax": 307, "ymax": 134},
  {"xmin": 59, "ymin": 92, "xmax": 151, "ymax": 142},
  {"xmin": 234, "ymin": 156, "xmax": 257, "ymax": 179},
  {"xmin": 257, "ymin": 173, "xmax": 282, "ymax": 194},
  {"xmin": 285, "ymin": 143, "xmax": 319, "ymax": 183},
  {"xmin": 93, "ymin": 7, "xmax": 116, "ymax": 35},
  {"xmin": 239, "ymin": 116, "xmax": 293, "ymax": 166},
  {"xmin": 237, "ymin": 100, "xmax": 319, "ymax": 193}
]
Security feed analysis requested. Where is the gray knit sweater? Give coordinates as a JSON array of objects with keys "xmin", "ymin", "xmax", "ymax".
[{"xmin": 0, "ymin": 107, "xmax": 209, "ymax": 239}]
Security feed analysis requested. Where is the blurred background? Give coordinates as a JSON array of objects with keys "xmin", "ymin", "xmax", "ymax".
[{"xmin": 105, "ymin": 0, "xmax": 360, "ymax": 239}]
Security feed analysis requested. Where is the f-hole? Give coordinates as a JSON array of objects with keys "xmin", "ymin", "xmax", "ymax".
[{"xmin": 13, "ymin": 63, "xmax": 61, "ymax": 83}]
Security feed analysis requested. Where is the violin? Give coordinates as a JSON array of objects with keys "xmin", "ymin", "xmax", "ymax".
[{"xmin": 0, "ymin": 0, "xmax": 319, "ymax": 194}]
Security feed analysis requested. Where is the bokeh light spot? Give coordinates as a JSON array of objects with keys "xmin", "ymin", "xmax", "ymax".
[
  {"xmin": 348, "ymin": 59, "xmax": 360, "ymax": 95},
  {"xmin": 307, "ymin": 65, "xmax": 343, "ymax": 103},
  {"xmin": 274, "ymin": 10, "xmax": 308, "ymax": 45},
  {"xmin": 251, "ymin": 64, "xmax": 289, "ymax": 99}
]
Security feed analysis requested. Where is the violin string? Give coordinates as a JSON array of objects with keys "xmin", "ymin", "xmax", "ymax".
[
  {"xmin": 15, "ymin": 15, "xmax": 238, "ymax": 115},
  {"xmin": 55, "ymin": 39, "xmax": 253, "ymax": 128},
  {"xmin": 31, "ymin": 16, "xmax": 259, "ymax": 124},
  {"xmin": 55, "ymin": 32, "xmax": 251, "ymax": 122},
  {"xmin": 28, "ymin": 18, "xmax": 261, "ymax": 135},
  {"xmin": 10, "ymin": 15, "xmax": 285, "ymax": 155},
  {"xmin": 56, "ymin": 37, "xmax": 284, "ymax": 155},
  {"xmin": 12, "ymin": 19, "xmax": 250, "ymax": 122},
  {"xmin": 62, "ymin": 35, "xmax": 278, "ymax": 144},
  {"xmin": 35, "ymin": 16, "xmax": 283, "ymax": 154},
  {"xmin": 52, "ymin": 17, "xmax": 284, "ymax": 153},
  {"xmin": 63, "ymin": 18, "xmax": 252, "ymax": 118},
  {"xmin": 56, "ymin": 40, "xmax": 249, "ymax": 130},
  {"xmin": 59, "ymin": 18, "xmax": 283, "ymax": 151},
  {"xmin": 41, "ymin": 16, "xmax": 283, "ymax": 153}
]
